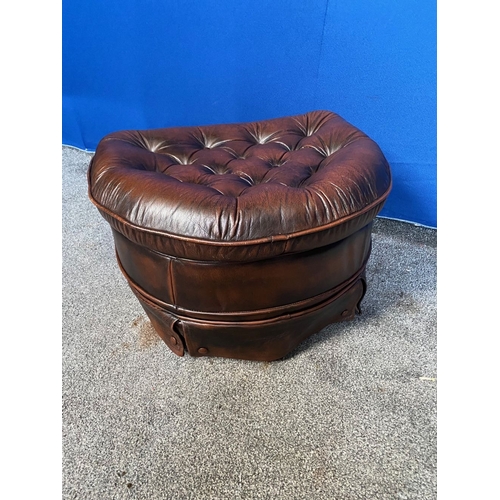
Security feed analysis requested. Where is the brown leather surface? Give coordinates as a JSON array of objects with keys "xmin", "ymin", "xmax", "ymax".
[
  {"xmin": 112, "ymin": 223, "xmax": 372, "ymax": 318},
  {"xmin": 131, "ymin": 271, "xmax": 366, "ymax": 361},
  {"xmin": 88, "ymin": 111, "xmax": 391, "ymax": 360},
  {"xmin": 88, "ymin": 110, "xmax": 391, "ymax": 261}
]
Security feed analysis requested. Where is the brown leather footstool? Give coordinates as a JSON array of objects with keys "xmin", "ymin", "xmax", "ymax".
[{"xmin": 88, "ymin": 110, "xmax": 391, "ymax": 361}]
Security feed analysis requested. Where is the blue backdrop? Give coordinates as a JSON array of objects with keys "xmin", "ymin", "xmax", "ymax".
[{"xmin": 63, "ymin": 0, "xmax": 436, "ymax": 227}]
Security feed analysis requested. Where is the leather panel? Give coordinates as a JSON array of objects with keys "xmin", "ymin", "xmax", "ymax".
[
  {"xmin": 113, "ymin": 229, "xmax": 174, "ymax": 305},
  {"xmin": 112, "ymin": 224, "xmax": 371, "ymax": 314},
  {"xmin": 170, "ymin": 224, "xmax": 371, "ymax": 313},
  {"xmin": 181, "ymin": 279, "xmax": 365, "ymax": 361}
]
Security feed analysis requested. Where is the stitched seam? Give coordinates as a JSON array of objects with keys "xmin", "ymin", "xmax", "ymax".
[{"xmin": 168, "ymin": 258, "xmax": 176, "ymax": 306}]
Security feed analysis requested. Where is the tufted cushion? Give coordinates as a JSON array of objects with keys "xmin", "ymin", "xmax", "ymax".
[{"xmin": 88, "ymin": 110, "xmax": 391, "ymax": 261}]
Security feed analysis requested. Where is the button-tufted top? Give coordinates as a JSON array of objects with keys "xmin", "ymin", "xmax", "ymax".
[{"xmin": 88, "ymin": 111, "xmax": 391, "ymax": 261}]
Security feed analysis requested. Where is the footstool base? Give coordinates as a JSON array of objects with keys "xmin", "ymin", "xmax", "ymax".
[{"xmin": 119, "ymin": 253, "xmax": 367, "ymax": 362}]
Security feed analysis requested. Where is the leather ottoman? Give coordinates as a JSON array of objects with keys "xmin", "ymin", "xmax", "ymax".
[{"xmin": 88, "ymin": 110, "xmax": 392, "ymax": 361}]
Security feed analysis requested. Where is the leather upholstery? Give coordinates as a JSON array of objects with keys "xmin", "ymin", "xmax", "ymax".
[
  {"xmin": 88, "ymin": 110, "xmax": 391, "ymax": 261},
  {"xmin": 88, "ymin": 111, "xmax": 392, "ymax": 360},
  {"xmin": 112, "ymin": 223, "xmax": 372, "ymax": 321}
]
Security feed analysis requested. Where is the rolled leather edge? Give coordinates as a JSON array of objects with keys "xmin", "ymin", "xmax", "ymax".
[{"xmin": 94, "ymin": 194, "xmax": 388, "ymax": 262}]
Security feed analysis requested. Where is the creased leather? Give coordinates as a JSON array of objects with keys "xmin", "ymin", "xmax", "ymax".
[{"xmin": 88, "ymin": 110, "xmax": 391, "ymax": 261}]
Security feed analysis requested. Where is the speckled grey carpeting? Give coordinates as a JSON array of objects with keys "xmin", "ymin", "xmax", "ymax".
[{"xmin": 62, "ymin": 146, "xmax": 437, "ymax": 500}]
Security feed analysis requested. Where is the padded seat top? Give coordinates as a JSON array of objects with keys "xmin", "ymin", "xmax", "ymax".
[{"xmin": 88, "ymin": 110, "xmax": 391, "ymax": 261}]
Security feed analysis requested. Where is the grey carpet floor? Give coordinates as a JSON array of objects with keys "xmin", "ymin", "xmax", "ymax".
[{"xmin": 62, "ymin": 146, "xmax": 437, "ymax": 500}]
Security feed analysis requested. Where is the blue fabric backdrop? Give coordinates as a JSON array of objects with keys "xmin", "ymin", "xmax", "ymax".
[{"xmin": 63, "ymin": 0, "xmax": 436, "ymax": 227}]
